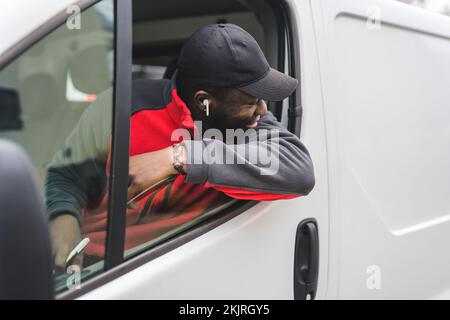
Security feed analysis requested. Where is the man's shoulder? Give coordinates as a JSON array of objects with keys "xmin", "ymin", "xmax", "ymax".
[{"xmin": 132, "ymin": 78, "xmax": 173, "ymax": 115}]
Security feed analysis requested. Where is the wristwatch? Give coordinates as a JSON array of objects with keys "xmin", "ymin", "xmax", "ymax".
[{"xmin": 172, "ymin": 143, "xmax": 187, "ymax": 175}]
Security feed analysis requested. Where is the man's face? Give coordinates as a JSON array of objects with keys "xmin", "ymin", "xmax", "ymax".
[{"xmin": 206, "ymin": 88, "xmax": 268, "ymax": 133}]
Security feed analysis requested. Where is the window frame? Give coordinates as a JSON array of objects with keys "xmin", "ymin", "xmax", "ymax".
[
  {"xmin": 104, "ymin": 0, "xmax": 132, "ymax": 271},
  {"xmin": 58, "ymin": 0, "xmax": 302, "ymax": 299}
]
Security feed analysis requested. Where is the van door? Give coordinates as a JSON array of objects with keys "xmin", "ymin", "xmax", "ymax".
[
  {"xmin": 311, "ymin": 0, "xmax": 450, "ymax": 298},
  {"xmin": 78, "ymin": 0, "xmax": 329, "ymax": 300}
]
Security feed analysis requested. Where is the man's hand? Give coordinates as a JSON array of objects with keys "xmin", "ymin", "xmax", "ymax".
[
  {"xmin": 128, "ymin": 145, "xmax": 184, "ymax": 201},
  {"xmin": 50, "ymin": 214, "xmax": 83, "ymax": 276}
]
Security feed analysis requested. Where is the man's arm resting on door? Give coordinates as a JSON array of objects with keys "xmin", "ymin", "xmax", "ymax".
[{"xmin": 183, "ymin": 111, "xmax": 315, "ymax": 201}]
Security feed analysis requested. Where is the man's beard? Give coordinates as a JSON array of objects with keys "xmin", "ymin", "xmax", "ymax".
[{"xmin": 202, "ymin": 114, "xmax": 252, "ymax": 138}]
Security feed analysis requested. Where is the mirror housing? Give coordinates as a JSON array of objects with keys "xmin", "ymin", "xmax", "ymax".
[{"xmin": 0, "ymin": 139, "xmax": 54, "ymax": 299}]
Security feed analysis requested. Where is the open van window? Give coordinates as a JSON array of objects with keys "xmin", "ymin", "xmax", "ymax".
[{"xmin": 120, "ymin": 0, "xmax": 299, "ymax": 260}]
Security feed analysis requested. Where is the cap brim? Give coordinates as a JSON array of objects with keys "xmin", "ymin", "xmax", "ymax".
[{"xmin": 237, "ymin": 68, "xmax": 298, "ymax": 102}]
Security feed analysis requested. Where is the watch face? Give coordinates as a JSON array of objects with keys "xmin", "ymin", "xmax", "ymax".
[{"xmin": 174, "ymin": 164, "xmax": 186, "ymax": 175}]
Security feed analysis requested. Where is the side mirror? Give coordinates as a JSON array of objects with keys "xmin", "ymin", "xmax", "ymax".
[{"xmin": 0, "ymin": 140, "xmax": 54, "ymax": 299}]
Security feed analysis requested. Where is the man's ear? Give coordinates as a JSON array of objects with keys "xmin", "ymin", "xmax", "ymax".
[{"xmin": 193, "ymin": 90, "xmax": 212, "ymax": 112}]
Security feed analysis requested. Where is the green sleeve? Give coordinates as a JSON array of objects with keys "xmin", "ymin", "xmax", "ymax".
[{"xmin": 45, "ymin": 87, "xmax": 113, "ymax": 225}]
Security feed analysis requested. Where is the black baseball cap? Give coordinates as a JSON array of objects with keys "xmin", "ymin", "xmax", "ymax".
[{"xmin": 177, "ymin": 23, "xmax": 298, "ymax": 102}]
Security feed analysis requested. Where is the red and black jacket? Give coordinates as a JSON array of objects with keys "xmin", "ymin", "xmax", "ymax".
[{"xmin": 46, "ymin": 79, "xmax": 315, "ymax": 257}]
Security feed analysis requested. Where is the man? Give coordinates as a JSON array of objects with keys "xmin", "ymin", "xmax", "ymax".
[{"xmin": 46, "ymin": 24, "xmax": 315, "ymax": 274}]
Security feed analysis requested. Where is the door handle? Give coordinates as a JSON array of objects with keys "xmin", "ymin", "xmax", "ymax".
[{"xmin": 294, "ymin": 219, "xmax": 319, "ymax": 300}]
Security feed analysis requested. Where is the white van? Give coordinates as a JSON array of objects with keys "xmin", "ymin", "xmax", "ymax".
[{"xmin": 0, "ymin": 0, "xmax": 449, "ymax": 300}]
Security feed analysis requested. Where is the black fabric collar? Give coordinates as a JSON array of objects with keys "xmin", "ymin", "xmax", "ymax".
[{"xmin": 131, "ymin": 78, "xmax": 174, "ymax": 115}]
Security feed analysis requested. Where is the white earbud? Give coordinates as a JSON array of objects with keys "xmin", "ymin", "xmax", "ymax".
[{"xmin": 203, "ymin": 99, "xmax": 210, "ymax": 117}]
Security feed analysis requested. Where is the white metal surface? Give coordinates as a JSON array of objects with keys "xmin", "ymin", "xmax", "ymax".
[{"xmin": 311, "ymin": 0, "xmax": 450, "ymax": 299}]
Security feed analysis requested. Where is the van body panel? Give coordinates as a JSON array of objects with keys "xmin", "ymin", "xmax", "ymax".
[{"xmin": 312, "ymin": 0, "xmax": 450, "ymax": 299}]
